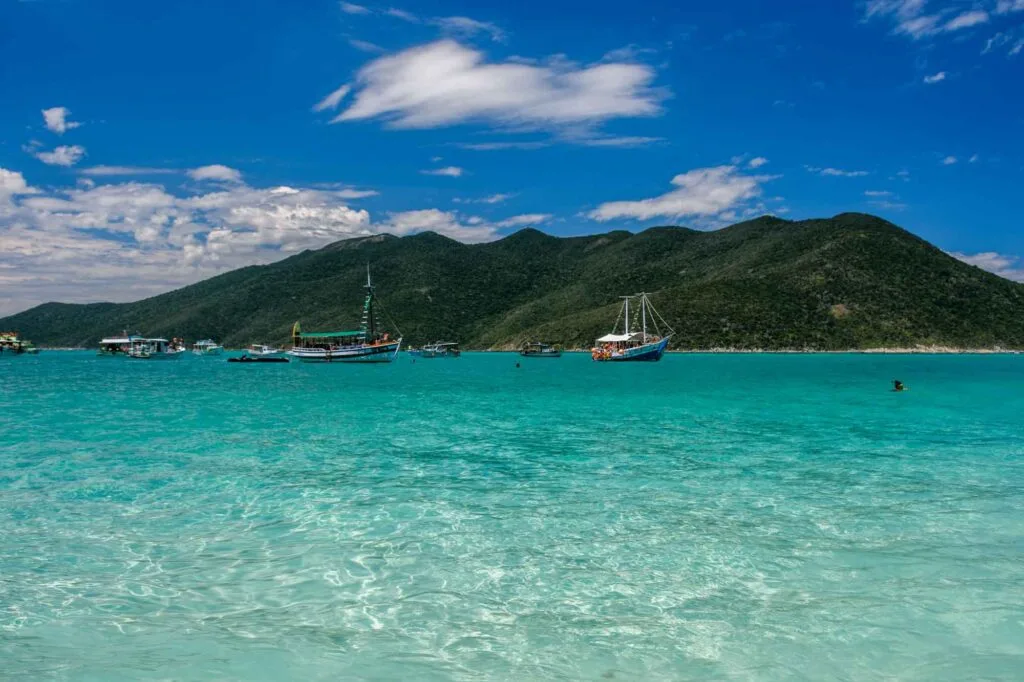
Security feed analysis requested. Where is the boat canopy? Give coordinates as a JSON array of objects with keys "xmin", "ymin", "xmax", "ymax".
[
  {"xmin": 597, "ymin": 333, "xmax": 639, "ymax": 343},
  {"xmin": 100, "ymin": 336, "xmax": 137, "ymax": 344},
  {"xmin": 296, "ymin": 330, "xmax": 364, "ymax": 339}
]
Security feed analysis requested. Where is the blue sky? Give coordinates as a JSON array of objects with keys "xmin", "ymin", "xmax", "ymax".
[{"xmin": 2, "ymin": 0, "xmax": 1023, "ymax": 314}]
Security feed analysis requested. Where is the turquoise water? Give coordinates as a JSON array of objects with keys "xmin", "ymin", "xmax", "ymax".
[{"xmin": 2, "ymin": 352, "xmax": 1023, "ymax": 680}]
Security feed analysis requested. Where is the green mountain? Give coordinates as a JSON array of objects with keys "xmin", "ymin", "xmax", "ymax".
[{"xmin": 4, "ymin": 213, "xmax": 1024, "ymax": 350}]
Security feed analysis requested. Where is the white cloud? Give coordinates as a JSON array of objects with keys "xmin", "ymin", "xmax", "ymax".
[
  {"xmin": 385, "ymin": 8, "xmax": 419, "ymax": 22},
  {"xmin": 0, "ymin": 163, "xmax": 499, "ymax": 315},
  {"xmin": 969, "ymin": 154, "xmax": 980, "ymax": 163},
  {"xmin": 312, "ymin": 84, "xmax": 351, "ymax": 112},
  {"xmin": 588, "ymin": 165, "xmax": 771, "ymax": 222},
  {"xmin": 942, "ymin": 155, "xmax": 957, "ymax": 165},
  {"xmin": 349, "ymin": 39, "xmax": 384, "ymax": 53},
  {"xmin": 868, "ymin": 199, "xmax": 908, "ymax": 211},
  {"xmin": 864, "ymin": 190, "xmax": 893, "ymax": 196},
  {"xmin": 865, "ymin": 1, "xmax": 991, "ymax": 39},
  {"xmin": 0, "ymin": 168, "xmax": 39, "ymax": 201},
  {"xmin": 79, "ymin": 165, "xmax": 179, "ymax": 176},
  {"xmin": 431, "ymin": 16, "xmax": 505, "ymax": 42},
  {"xmin": 41, "ymin": 106, "xmax": 82, "ymax": 134},
  {"xmin": 420, "ymin": 166, "xmax": 464, "ymax": 177},
  {"xmin": 748, "ymin": 156, "xmax": 769, "ymax": 169},
  {"xmin": 31, "ymin": 144, "xmax": 87, "ymax": 167},
  {"xmin": 457, "ymin": 193, "xmax": 514, "ymax": 204},
  {"xmin": 923, "ymin": 71, "xmax": 947, "ymax": 83},
  {"xmin": 576, "ymin": 135, "xmax": 663, "ymax": 147},
  {"xmin": 381, "ymin": 208, "xmax": 495, "ymax": 241},
  {"xmin": 944, "ymin": 10, "xmax": 989, "ymax": 31},
  {"xmin": 188, "ymin": 164, "xmax": 244, "ymax": 183},
  {"xmin": 806, "ymin": 166, "xmax": 870, "ymax": 177},
  {"xmin": 495, "ymin": 213, "xmax": 552, "ymax": 227},
  {"xmin": 340, "ymin": 2, "xmax": 370, "ymax": 14},
  {"xmin": 951, "ymin": 251, "xmax": 1024, "ymax": 282},
  {"xmin": 457, "ymin": 141, "xmax": 550, "ymax": 151},
  {"xmin": 327, "ymin": 40, "xmax": 666, "ymax": 139}
]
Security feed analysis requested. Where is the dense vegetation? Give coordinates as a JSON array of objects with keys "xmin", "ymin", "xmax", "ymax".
[{"xmin": 5, "ymin": 213, "xmax": 1024, "ymax": 350}]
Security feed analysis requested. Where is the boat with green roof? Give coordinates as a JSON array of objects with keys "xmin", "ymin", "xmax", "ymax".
[{"xmin": 287, "ymin": 267, "xmax": 402, "ymax": 363}]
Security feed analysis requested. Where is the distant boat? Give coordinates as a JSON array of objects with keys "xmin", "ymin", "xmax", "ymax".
[
  {"xmin": 247, "ymin": 344, "xmax": 285, "ymax": 358},
  {"xmin": 127, "ymin": 338, "xmax": 181, "ymax": 360},
  {"xmin": 98, "ymin": 331, "xmax": 142, "ymax": 357},
  {"xmin": 591, "ymin": 292, "xmax": 673, "ymax": 362},
  {"xmin": 228, "ymin": 355, "xmax": 289, "ymax": 364},
  {"xmin": 420, "ymin": 341, "xmax": 461, "ymax": 358},
  {"xmin": 520, "ymin": 342, "xmax": 562, "ymax": 358},
  {"xmin": 0, "ymin": 331, "xmax": 38, "ymax": 355},
  {"xmin": 287, "ymin": 267, "xmax": 402, "ymax": 363},
  {"xmin": 193, "ymin": 339, "xmax": 224, "ymax": 356}
]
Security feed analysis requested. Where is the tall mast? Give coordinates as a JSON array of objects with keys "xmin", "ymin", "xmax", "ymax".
[
  {"xmin": 622, "ymin": 296, "xmax": 630, "ymax": 336},
  {"xmin": 641, "ymin": 293, "xmax": 647, "ymax": 341},
  {"xmin": 362, "ymin": 264, "xmax": 376, "ymax": 339}
]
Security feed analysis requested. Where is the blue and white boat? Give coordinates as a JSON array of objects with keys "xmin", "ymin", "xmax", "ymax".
[
  {"xmin": 592, "ymin": 292, "xmax": 673, "ymax": 362},
  {"xmin": 288, "ymin": 267, "xmax": 402, "ymax": 363}
]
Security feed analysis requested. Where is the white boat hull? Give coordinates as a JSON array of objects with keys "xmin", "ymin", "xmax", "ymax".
[{"xmin": 288, "ymin": 340, "xmax": 401, "ymax": 363}]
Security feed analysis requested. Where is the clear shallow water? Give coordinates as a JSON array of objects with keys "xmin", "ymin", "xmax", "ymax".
[{"xmin": 1, "ymin": 351, "xmax": 1022, "ymax": 681}]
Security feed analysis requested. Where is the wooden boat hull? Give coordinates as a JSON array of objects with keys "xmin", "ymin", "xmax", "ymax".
[
  {"xmin": 593, "ymin": 337, "xmax": 669, "ymax": 362},
  {"xmin": 288, "ymin": 340, "xmax": 401, "ymax": 363}
]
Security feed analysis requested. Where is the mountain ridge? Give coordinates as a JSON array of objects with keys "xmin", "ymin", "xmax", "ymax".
[{"xmin": 4, "ymin": 213, "xmax": 1024, "ymax": 350}]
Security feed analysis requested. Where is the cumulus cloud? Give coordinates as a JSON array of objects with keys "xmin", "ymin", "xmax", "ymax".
[
  {"xmin": 0, "ymin": 163, "xmax": 498, "ymax": 315},
  {"xmin": 942, "ymin": 155, "xmax": 957, "ymax": 165},
  {"xmin": 951, "ymin": 251, "xmax": 1024, "ymax": 282},
  {"xmin": 420, "ymin": 166, "xmax": 464, "ymax": 177},
  {"xmin": 32, "ymin": 144, "xmax": 87, "ymax": 167},
  {"xmin": 41, "ymin": 106, "xmax": 82, "ymax": 134},
  {"xmin": 923, "ymin": 71, "xmax": 946, "ymax": 83},
  {"xmin": 588, "ymin": 165, "xmax": 771, "ymax": 222},
  {"xmin": 188, "ymin": 164, "xmax": 244, "ymax": 183},
  {"xmin": 325, "ymin": 40, "xmax": 667, "ymax": 139},
  {"xmin": 748, "ymin": 156, "xmax": 769, "ymax": 168},
  {"xmin": 806, "ymin": 166, "xmax": 870, "ymax": 177}
]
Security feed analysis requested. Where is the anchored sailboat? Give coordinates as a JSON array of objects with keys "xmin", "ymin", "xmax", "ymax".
[
  {"xmin": 287, "ymin": 266, "xmax": 402, "ymax": 363},
  {"xmin": 592, "ymin": 292, "xmax": 673, "ymax": 362}
]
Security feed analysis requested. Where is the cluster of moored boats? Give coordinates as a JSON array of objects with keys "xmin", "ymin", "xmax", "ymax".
[
  {"xmin": 0, "ymin": 331, "xmax": 38, "ymax": 355},
  {"xmin": 16, "ymin": 268, "xmax": 675, "ymax": 364}
]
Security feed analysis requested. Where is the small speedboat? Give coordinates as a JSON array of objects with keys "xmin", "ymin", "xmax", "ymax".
[
  {"xmin": 247, "ymin": 344, "xmax": 285, "ymax": 358},
  {"xmin": 420, "ymin": 341, "xmax": 461, "ymax": 358},
  {"xmin": 193, "ymin": 339, "xmax": 224, "ymax": 356},
  {"xmin": 520, "ymin": 342, "xmax": 562, "ymax": 358}
]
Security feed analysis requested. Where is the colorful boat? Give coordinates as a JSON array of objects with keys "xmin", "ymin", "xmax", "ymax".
[
  {"xmin": 0, "ymin": 331, "xmax": 38, "ymax": 355},
  {"xmin": 420, "ymin": 341, "xmax": 461, "ymax": 358},
  {"xmin": 520, "ymin": 342, "xmax": 562, "ymax": 358},
  {"xmin": 192, "ymin": 339, "xmax": 224, "ymax": 356},
  {"xmin": 288, "ymin": 267, "xmax": 402, "ymax": 363},
  {"xmin": 591, "ymin": 292, "xmax": 673, "ymax": 362},
  {"xmin": 127, "ymin": 338, "xmax": 182, "ymax": 360}
]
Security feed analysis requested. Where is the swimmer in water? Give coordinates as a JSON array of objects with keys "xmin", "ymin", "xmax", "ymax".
[{"xmin": 892, "ymin": 379, "xmax": 906, "ymax": 392}]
